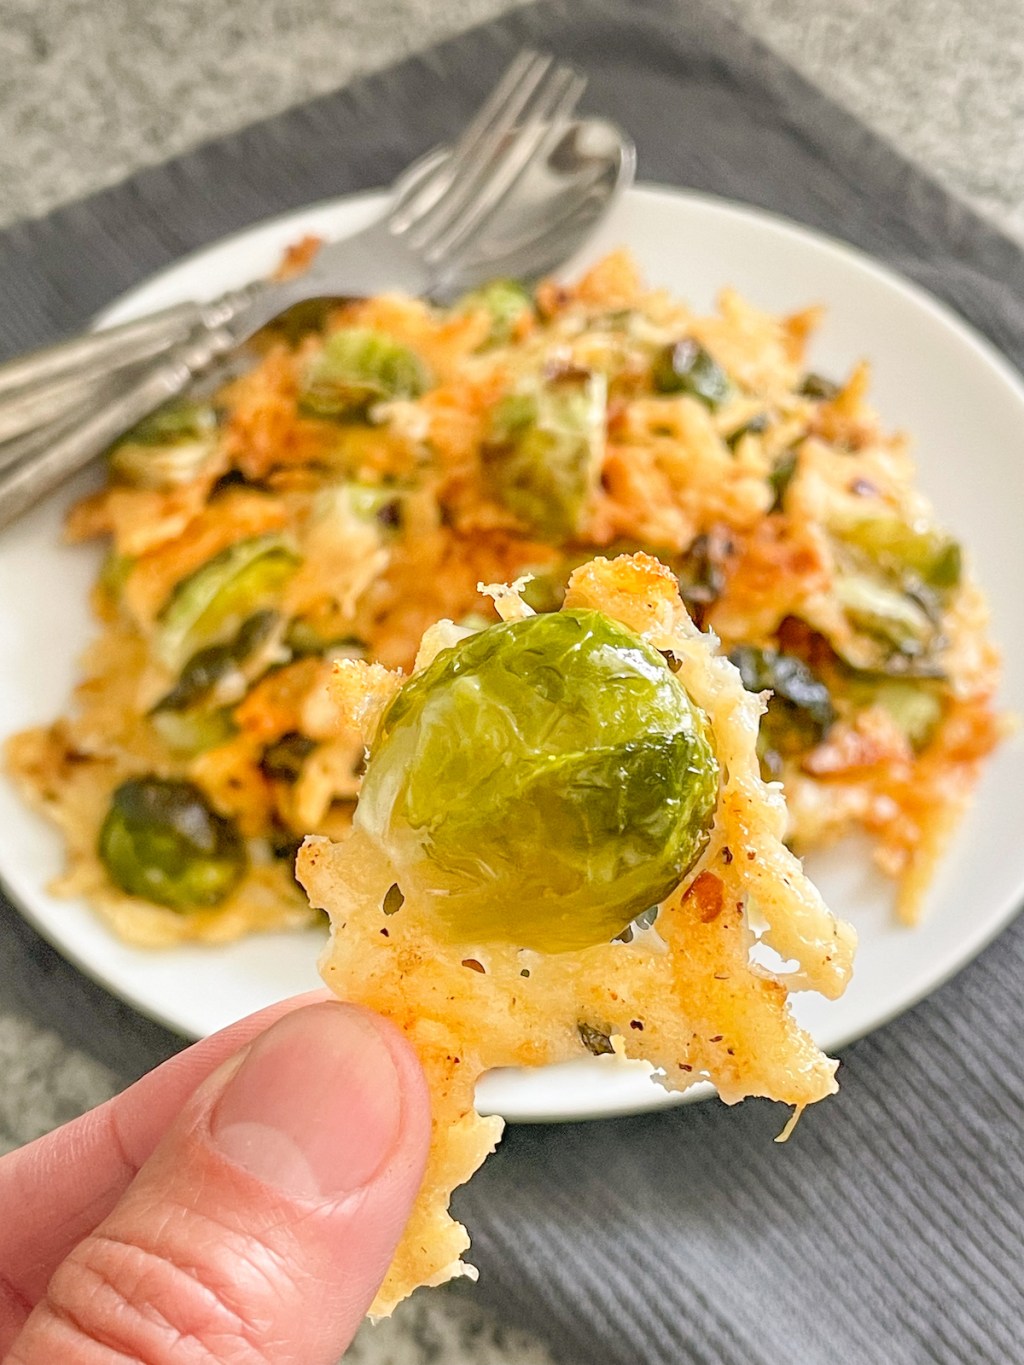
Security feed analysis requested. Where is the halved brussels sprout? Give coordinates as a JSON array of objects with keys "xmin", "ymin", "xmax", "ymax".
[
  {"xmin": 483, "ymin": 370, "xmax": 606, "ymax": 541},
  {"xmin": 766, "ymin": 448, "xmax": 799, "ymax": 512},
  {"xmin": 108, "ymin": 401, "xmax": 219, "ymax": 489},
  {"xmin": 729, "ymin": 646, "xmax": 835, "ymax": 774},
  {"xmin": 652, "ymin": 339, "xmax": 731, "ymax": 408},
  {"xmin": 260, "ymin": 732, "xmax": 318, "ymax": 782},
  {"xmin": 455, "ymin": 279, "xmax": 534, "ymax": 346},
  {"xmin": 834, "ymin": 514, "xmax": 961, "ymax": 593},
  {"xmin": 149, "ymin": 706, "xmax": 236, "ymax": 756},
  {"xmin": 833, "ymin": 574, "xmax": 936, "ymax": 658},
  {"xmin": 156, "ymin": 534, "xmax": 299, "ymax": 670},
  {"xmin": 298, "ymin": 328, "xmax": 430, "ymax": 417},
  {"xmin": 283, "ymin": 619, "xmax": 367, "ymax": 659},
  {"xmin": 344, "ymin": 481, "xmax": 406, "ymax": 534},
  {"xmin": 356, "ymin": 607, "xmax": 719, "ymax": 953},
  {"xmin": 849, "ymin": 676, "xmax": 945, "ymax": 750},
  {"xmin": 98, "ymin": 777, "xmax": 246, "ymax": 910},
  {"xmin": 150, "ymin": 610, "xmax": 279, "ymax": 755},
  {"xmin": 798, "ymin": 373, "xmax": 840, "ymax": 400},
  {"xmin": 99, "ymin": 551, "xmax": 135, "ymax": 601}
]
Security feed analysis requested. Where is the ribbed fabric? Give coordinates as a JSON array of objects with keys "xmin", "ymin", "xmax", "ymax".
[{"xmin": 1, "ymin": 2, "xmax": 1022, "ymax": 1360}]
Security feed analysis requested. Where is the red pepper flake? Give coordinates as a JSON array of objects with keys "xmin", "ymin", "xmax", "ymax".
[
  {"xmin": 709, "ymin": 1034, "xmax": 724, "ymax": 1043},
  {"xmin": 747, "ymin": 850, "xmax": 756, "ymax": 861},
  {"xmin": 720, "ymin": 846, "xmax": 734, "ymax": 864},
  {"xmin": 684, "ymin": 870, "xmax": 725, "ymax": 923},
  {"xmin": 462, "ymin": 959, "xmax": 486, "ymax": 974},
  {"xmin": 629, "ymin": 1019, "xmax": 644, "ymax": 1031},
  {"xmin": 679, "ymin": 1063, "xmax": 693, "ymax": 1072},
  {"xmin": 379, "ymin": 927, "xmax": 389, "ymax": 937}
]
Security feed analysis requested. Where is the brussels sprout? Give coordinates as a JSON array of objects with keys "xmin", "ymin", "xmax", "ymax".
[
  {"xmin": 834, "ymin": 514, "xmax": 961, "ymax": 593},
  {"xmin": 730, "ymin": 646, "xmax": 835, "ymax": 773},
  {"xmin": 798, "ymin": 373, "xmax": 840, "ymax": 400},
  {"xmin": 726, "ymin": 412, "xmax": 769, "ymax": 451},
  {"xmin": 456, "ymin": 279, "xmax": 534, "ymax": 346},
  {"xmin": 150, "ymin": 610, "xmax": 278, "ymax": 755},
  {"xmin": 344, "ymin": 481, "xmax": 405, "ymax": 533},
  {"xmin": 260, "ymin": 732, "xmax": 318, "ymax": 782},
  {"xmin": 108, "ymin": 401, "xmax": 219, "ymax": 489},
  {"xmin": 156, "ymin": 534, "xmax": 299, "ymax": 670},
  {"xmin": 652, "ymin": 339, "xmax": 731, "ymax": 408},
  {"xmin": 356, "ymin": 608, "xmax": 719, "ymax": 953},
  {"xmin": 149, "ymin": 706, "xmax": 236, "ymax": 756},
  {"xmin": 676, "ymin": 531, "xmax": 732, "ymax": 625},
  {"xmin": 849, "ymin": 676, "xmax": 945, "ymax": 750},
  {"xmin": 299, "ymin": 328, "xmax": 430, "ymax": 417},
  {"xmin": 483, "ymin": 370, "xmax": 606, "ymax": 541},
  {"xmin": 283, "ymin": 619, "xmax": 367, "ymax": 659},
  {"xmin": 833, "ymin": 574, "xmax": 936, "ymax": 658},
  {"xmin": 766, "ymin": 448, "xmax": 799, "ymax": 512},
  {"xmin": 99, "ymin": 552, "xmax": 135, "ymax": 600},
  {"xmin": 98, "ymin": 777, "xmax": 246, "ymax": 910}
]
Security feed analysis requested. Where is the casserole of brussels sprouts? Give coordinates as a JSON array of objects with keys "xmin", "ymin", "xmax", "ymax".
[{"xmin": 5, "ymin": 248, "xmax": 1001, "ymax": 944}]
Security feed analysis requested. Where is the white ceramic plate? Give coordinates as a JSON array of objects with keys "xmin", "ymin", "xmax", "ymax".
[{"xmin": 2, "ymin": 186, "xmax": 1023, "ymax": 1122}]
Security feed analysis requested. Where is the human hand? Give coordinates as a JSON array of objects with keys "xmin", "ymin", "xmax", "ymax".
[{"xmin": 0, "ymin": 994, "xmax": 431, "ymax": 1363}]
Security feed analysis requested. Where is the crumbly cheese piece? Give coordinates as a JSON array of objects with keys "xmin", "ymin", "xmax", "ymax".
[{"xmin": 297, "ymin": 553, "xmax": 856, "ymax": 1316}]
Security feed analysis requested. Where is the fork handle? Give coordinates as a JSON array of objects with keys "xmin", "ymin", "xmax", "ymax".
[
  {"xmin": 0, "ymin": 283, "xmax": 267, "ymax": 444},
  {"xmin": 0, "ymin": 322, "xmax": 240, "ymax": 532},
  {"xmin": 0, "ymin": 302, "xmax": 202, "ymax": 399}
]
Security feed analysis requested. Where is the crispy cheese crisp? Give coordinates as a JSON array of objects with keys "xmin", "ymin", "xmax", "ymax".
[{"xmin": 297, "ymin": 553, "xmax": 856, "ymax": 1315}]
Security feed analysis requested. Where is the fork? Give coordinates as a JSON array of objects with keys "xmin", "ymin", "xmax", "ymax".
[{"xmin": 0, "ymin": 50, "xmax": 588, "ymax": 529}]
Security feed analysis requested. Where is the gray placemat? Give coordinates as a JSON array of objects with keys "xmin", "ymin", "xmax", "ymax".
[{"xmin": 2, "ymin": 1, "xmax": 1023, "ymax": 1361}]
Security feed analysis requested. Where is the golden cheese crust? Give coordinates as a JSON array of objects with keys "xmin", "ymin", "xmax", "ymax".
[{"xmin": 297, "ymin": 553, "xmax": 856, "ymax": 1315}]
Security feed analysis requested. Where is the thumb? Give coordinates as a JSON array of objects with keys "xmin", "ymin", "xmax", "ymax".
[{"xmin": 7, "ymin": 1001, "xmax": 431, "ymax": 1365}]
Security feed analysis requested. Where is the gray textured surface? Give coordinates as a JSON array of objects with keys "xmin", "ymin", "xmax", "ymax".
[
  {"xmin": 4, "ymin": 0, "xmax": 1024, "ymax": 241},
  {"xmin": 1, "ymin": 2, "xmax": 1021, "ymax": 1362}
]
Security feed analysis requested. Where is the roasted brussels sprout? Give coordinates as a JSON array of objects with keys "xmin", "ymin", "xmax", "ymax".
[
  {"xmin": 150, "ymin": 610, "xmax": 278, "ymax": 755},
  {"xmin": 108, "ymin": 401, "xmax": 219, "ymax": 489},
  {"xmin": 798, "ymin": 373, "xmax": 840, "ymax": 400},
  {"xmin": 456, "ymin": 279, "xmax": 534, "ymax": 346},
  {"xmin": 98, "ymin": 777, "xmax": 246, "ymax": 910},
  {"xmin": 149, "ymin": 706, "xmax": 236, "ymax": 755},
  {"xmin": 726, "ymin": 412, "xmax": 769, "ymax": 451},
  {"xmin": 833, "ymin": 574, "xmax": 936, "ymax": 658},
  {"xmin": 729, "ymin": 646, "xmax": 835, "ymax": 773},
  {"xmin": 849, "ymin": 675, "xmax": 945, "ymax": 750},
  {"xmin": 652, "ymin": 339, "xmax": 731, "ymax": 408},
  {"xmin": 356, "ymin": 608, "xmax": 719, "ymax": 953},
  {"xmin": 766, "ymin": 448, "xmax": 799, "ymax": 512},
  {"xmin": 156, "ymin": 534, "xmax": 299, "ymax": 669},
  {"xmin": 260, "ymin": 732, "xmax": 318, "ymax": 782},
  {"xmin": 483, "ymin": 370, "xmax": 606, "ymax": 541},
  {"xmin": 299, "ymin": 328, "xmax": 430, "ymax": 417},
  {"xmin": 835, "ymin": 515, "xmax": 961, "ymax": 593},
  {"xmin": 344, "ymin": 481, "xmax": 406, "ymax": 534},
  {"xmin": 99, "ymin": 551, "xmax": 135, "ymax": 601}
]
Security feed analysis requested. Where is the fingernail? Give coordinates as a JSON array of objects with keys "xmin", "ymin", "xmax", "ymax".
[{"xmin": 210, "ymin": 1002, "xmax": 403, "ymax": 1199}]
